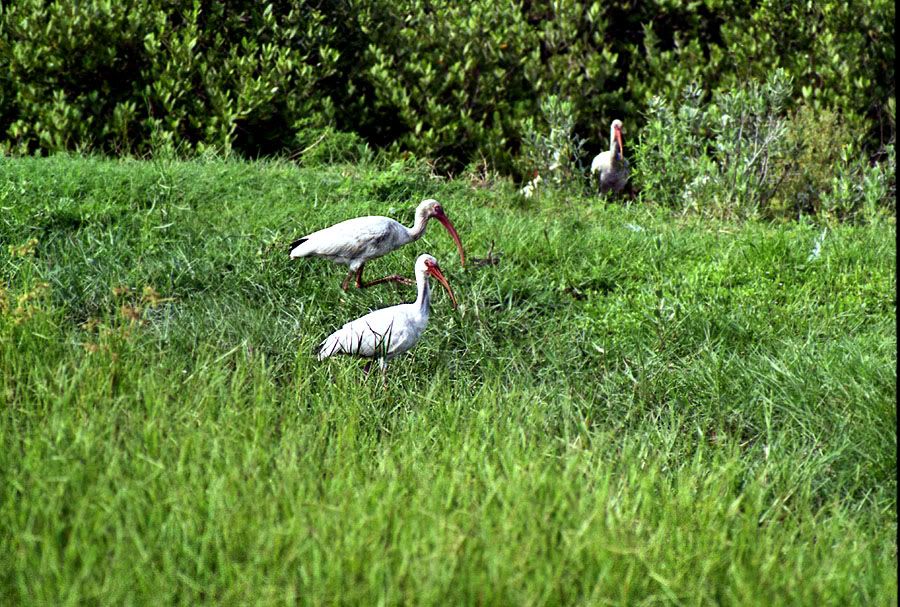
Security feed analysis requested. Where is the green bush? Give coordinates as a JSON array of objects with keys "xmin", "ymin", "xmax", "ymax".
[
  {"xmin": 624, "ymin": 0, "xmax": 894, "ymax": 140},
  {"xmin": 0, "ymin": 0, "xmax": 341, "ymax": 156},
  {"xmin": 354, "ymin": 0, "xmax": 619, "ymax": 172},
  {"xmin": 630, "ymin": 83, "xmax": 710, "ymax": 209},
  {"xmin": 0, "ymin": 0, "xmax": 894, "ymax": 194},
  {"xmin": 632, "ymin": 71, "xmax": 895, "ymax": 220},
  {"xmin": 356, "ymin": 0, "xmax": 534, "ymax": 170},
  {"xmin": 718, "ymin": 0, "xmax": 894, "ymax": 137},
  {"xmin": 821, "ymin": 140, "xmax": 895, "ymax": 221},
  {"xmin": 520, "ymin": 95, "xmax": 588, "ymax": 189},
  {"xmin": 292, "ymin": 127, "xmax": 373, "ymax": 166},
  {"xmin": 772, "ymin": 105, "xmax": 855, "ymax": 216}
]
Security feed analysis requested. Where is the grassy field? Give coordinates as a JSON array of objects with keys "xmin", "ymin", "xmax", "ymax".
[{"xmin": 0, "ymin": 155, "xmax": 896, "ymax": 605}]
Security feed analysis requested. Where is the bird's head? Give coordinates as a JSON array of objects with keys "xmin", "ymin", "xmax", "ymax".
[
  {"xmin": 416, "ymin": 253, "xmax": 457, "ymax": 308},
  {"xmin": 610, "ymin": 120, "xmax": 625, "ymax": 160},
  {"xmin": 416, "ymin": 199, "xmax": 466, "ymax": 267}
]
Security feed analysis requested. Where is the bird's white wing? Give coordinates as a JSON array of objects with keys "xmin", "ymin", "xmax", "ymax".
[
  {"xmin": 290, "ymin": 216, "xmax": 404, "ymax": 259},
  {"xmin": 317, "ymin": 305, "xmax": 416, "ymax": 360},
  {"xmin": 591, "ymin": 151, "xmax": 611, "ymax": 174}
]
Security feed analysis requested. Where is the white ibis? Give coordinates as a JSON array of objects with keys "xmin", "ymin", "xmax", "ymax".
[
  {"xmin": 590, "ymin": 119, "xmax": 629, "ymax": 194},
  {"xmin": 316, "ymin": 253, "xmax": 457, "ymax": 378},
  {"xmin": 288, "ymin": 199, "xmax": 465, "ymax": 290}
]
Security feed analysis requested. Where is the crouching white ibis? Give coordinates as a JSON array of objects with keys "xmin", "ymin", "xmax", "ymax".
[
  {"xmin": 289, "ymin": 199, "xmax": 465, "ymax": 290},
  {"xmin": 316, "ymin": 254, "xmax": 457, "ymax": 379},
  {"xmin": 590, "ymin": 119, "xmax": 629, "ymax": 194}
]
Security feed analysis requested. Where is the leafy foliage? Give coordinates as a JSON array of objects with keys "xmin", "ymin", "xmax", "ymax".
[
  {"xmin": 0, "ymin": 0, "xmax": 341, "ymax": 156},
  {"xmin": 520, "ymin": 95, "xmax": 588, "ymax": 188},
  {"xmin": 0, "ymin": 0, "xmax": 894, "ymax": 174},
  {"xmin": 292, "ymin": 126, "xmax": 373, "ymax": 166},
  {"xmin": 821, "ymin": 139, "xmax": 896, "ymax": 221},
  {"xmin": 354, "ymin": 0, "xmax": 620, "ymax": 172},
  {"xmin": 632, "ymin": 71, "xmax": 895, "ymax": 220}
]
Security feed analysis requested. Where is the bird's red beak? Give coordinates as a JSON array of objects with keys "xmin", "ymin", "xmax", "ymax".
[
  {"xmin": 426, "ymin": 263, "xmax": 458, "ymax": 308},
  {"xmin": 614, "ymin": 126, "xmax": 624, "ymax": 160},
  {"xmin": 435, "ymin": 211, "xmax": 466, "ymax": 267}
]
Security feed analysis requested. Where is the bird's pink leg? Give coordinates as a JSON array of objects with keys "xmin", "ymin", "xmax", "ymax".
[
  {"xmin": 341, "ymin": 269, "xmax": 355, "ymax": 291},
  {"xmin": 355, "ymin": 265, "xmax": 415, "ymax": 288}
]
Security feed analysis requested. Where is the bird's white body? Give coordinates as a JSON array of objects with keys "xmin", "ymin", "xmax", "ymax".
[
  {"xmin": 590, "ymin": 150, "xmax": 630, "ymax": 191},
  {"xmin": 590, "ymin": 119, "xmax": 629, "ymax": 194},
  {"xmin": 316, "ymin": 254, "xmax": 453, "ymax": 371},
  {"xmin": 289, "ymin": 199, "xmax": 465, "ymax": 290},
  {"xmin": 317, "ymin": 299, "xmax": 429, "ymax": 364},
  {"xmin": 290, "ymin": 215, "xmax": 412, "ymax": 271}
]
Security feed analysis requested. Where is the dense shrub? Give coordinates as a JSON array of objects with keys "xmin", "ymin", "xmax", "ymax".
[
  {"xmin": 520, "ymin": 95, "xmax": 588, "ymax": 189},
  {"xmin": 627, "ymin": 0, "xmax": 895, "ymax": 130},
  {"xmin": 292, "ymin": 127, "xmax": 373, "ymax": 166},
  {"xmin": 0, "ymin": 0, "xmax": 341, "ymax": 156},
  {"xmin": 632, "ymin": 70, "xmax": 895, "ymax": 221},
  {"xmin": 353, "ymin": 0, "xmax": 619, "ymax": 172},
  {"xmin": 355, "ymin": 0, "xmax": 534, "ymax": 169},
  {"xmin": 717, "ymin": 0, "xmax": 894, "ymax": 136},
  {"xmin": 820, "ymin": 137, "xmax": 895, "ymax": 221},
  {"xmin": 0, "ymin": 0, "xmax": 894, "ymax": 187}
]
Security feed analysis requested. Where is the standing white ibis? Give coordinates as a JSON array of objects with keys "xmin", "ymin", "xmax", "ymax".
[
  {"xmin": 288, "ymin": 199, "xmax": 465, "ymax": 290},
  {"xmin": 316, "ymin": 253, "xmax": 457, "ymax": 378},
  {"xmin": 590, "ymin": 119, "xmax": 629, "ymax": 194}
]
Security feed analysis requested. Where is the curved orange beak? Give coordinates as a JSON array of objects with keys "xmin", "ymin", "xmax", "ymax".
[
  {"xmin": 426, "ymin": 263, "xmax": 458, "ymax": 308},
  {"xmin": 435, "ymin": 212, "xmax": 466, "ymax": 267},
  {"xmin": 614, "ymin": 126, "xmax": 624, "ymax": 160}
]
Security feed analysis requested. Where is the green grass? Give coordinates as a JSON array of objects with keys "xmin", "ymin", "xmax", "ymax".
[{"xmin": 1, "ymin": 155, "xmax": 896, "ymax": 605}]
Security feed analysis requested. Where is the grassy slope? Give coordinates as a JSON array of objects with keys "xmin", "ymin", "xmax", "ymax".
[{"xmin": 0, "ymin": 155, "xmax": 896, "ymax": 605}]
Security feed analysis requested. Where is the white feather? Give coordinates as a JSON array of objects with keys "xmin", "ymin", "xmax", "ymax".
[
  {"xmin": 317, "ymin": 303, "xmax": 427, "ymax": 361},
  {"xmin": 289, "ymin": 216, "xmax": 409, "ymax": 270},
  {"xmin": 316, "ymin": 254, "xmax": 451, "ymax": 370}
]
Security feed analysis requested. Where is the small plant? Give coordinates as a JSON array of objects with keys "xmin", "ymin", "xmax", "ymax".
[
  {"xmin": 631, "ymin": 83, "xmax": 708, "ymax": 208},
  {"xmin": 520, "ymin": 95, "xmax": 588, "ymax": 190},
  {"xmin": 292, "ymin": 126, "xmax": 372, "ymax": 166},
  {"xmin": 771, "ymin": 105, "xmax": 854, "ymax": 216},
  {"xmin": 706, "ymin": 69, "xmax": 794, "ymax": 216},
  {"xmin": 633, "ymin": 71, "xmax": 895, "ymax": 220},
  {"xmin": 820, "ymin": 141, "xmax": 895, "ymax": 222}
]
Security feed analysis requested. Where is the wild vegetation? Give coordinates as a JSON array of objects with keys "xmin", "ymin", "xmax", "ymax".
[
  {"xmin": 0, "ymin": 1, "xmax": 896, "ymax": 603},
  {"xmin": 1, "ymin": 155, "xmax": 896, "ymax": 604},
  {"xmin": 1, "ymin": 0, "xmax": 894, "ymax": 174}
]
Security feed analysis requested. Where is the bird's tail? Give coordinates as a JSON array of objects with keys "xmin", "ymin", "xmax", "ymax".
[
  {"xmin": 315, "ymin": 335, "xmax": 340, "ymax": 361},
  {"xmin": 288, "ymin": 237, "xmax": 308, "ymax": 259}
]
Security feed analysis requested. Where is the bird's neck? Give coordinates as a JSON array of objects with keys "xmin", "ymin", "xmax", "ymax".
[
  {"xmin": 406, "ymin": 213, "xmax": 429, "ymax": 241},
  {"xmin": 414, "ymin": 275, "xmax": 431, "ymax": 314},
  {"xmin": 609, "ymin": 133, "xmax": 620, "ymax": 160}
]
